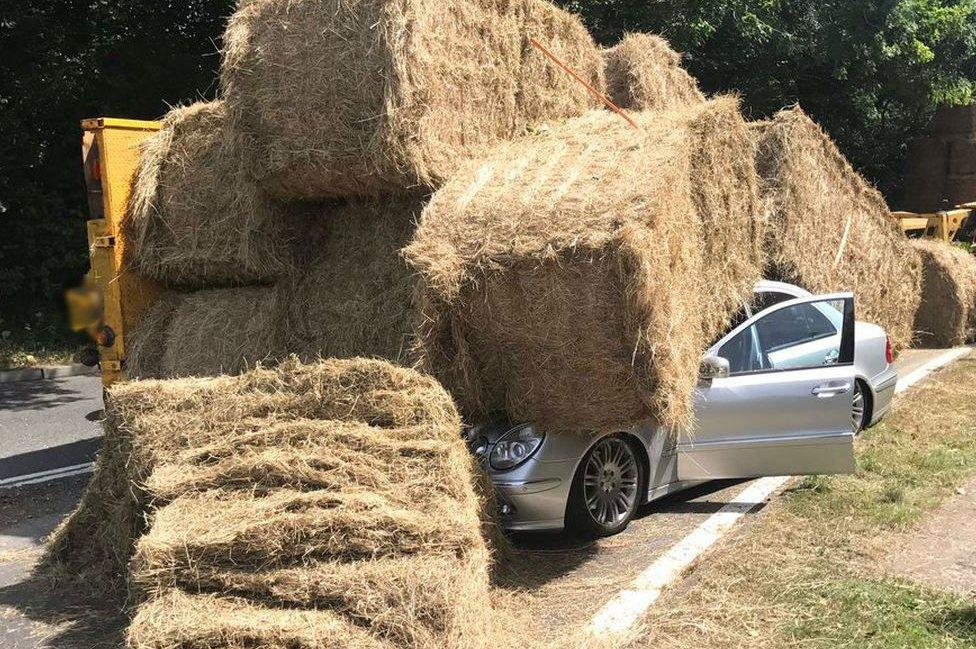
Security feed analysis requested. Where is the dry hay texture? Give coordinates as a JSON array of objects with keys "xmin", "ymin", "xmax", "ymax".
[
  {"xmin": 405, "ymin": 97, "xmax": 763, "ymax": 432},
  {"xmin": 125, "ymin": 286, "xmax": 283, "ymax": 379},
  {"xmin": 220, "ymin": 0, "xmax": 604, "ymax": 199},
  {"xmin": 277, "ymin": 196, "xmax": 424, "ymax": 364},
  {"xmin": 125, "ymin": 197, "xmax": 424, "ymax": 379},
  {"xmin": 911, "ymin": 240, "xmax": 976, "ymax": 347},
  {"xmin": 44, "ymin": 358, "xmax": 496, "ymax": 648},
  {"xmin": 751, "ymin": 107, "xmax": 922, "ymax": 353},
  {"xmin": 122, "ymin": 100, "xmax": 309, "ymax": 288},
  {"xmin": 603, "ymin": 33, "xmax": 705, "ymax": 111}
]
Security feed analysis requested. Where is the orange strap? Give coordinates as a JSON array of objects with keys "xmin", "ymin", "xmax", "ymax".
[{"xmin": 529, "ymin": 37, "xmax": 638, "ymax": 130}]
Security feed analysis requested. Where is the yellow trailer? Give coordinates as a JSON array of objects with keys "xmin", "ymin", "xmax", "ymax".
[{"xmin": 65, "ymin": 118, "xmax": 161, "ymax": 386}]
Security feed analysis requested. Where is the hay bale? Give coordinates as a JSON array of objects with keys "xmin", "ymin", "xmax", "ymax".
[
  {"xmin": 122, "ymin": 101, "xmax": 304, "ymax": 287},
  {"xmin": 126, "ymin": 591, "xmax": 393, "ymax": 649},
  {"xmin": 912, "ymin": 240, "xmax": 976, "ymax": 347},
  {"xmin": 125, "ymin": 292, "xmax": 183, "ymax": 380},
  {"xmin": 123, "ymin": 286, "xmax": 282, "ymax": 379},
  {"xmin": 603, "ymin": 33, "xmax": 704, "ymax": 111},
  {"xmin": 949, "ymin": 140, "xmax": 976, "ymax": 177},
  {"xmin": 900, "ymin": 137, "xmax": 949, "ymax": 213},
  {"xmin": 43, "ymin": 358, "xmax": 461, "ymax": 594},
  {"xmin": 751, "ymin": 107, "xmax": 922, "ymax": 353},
  {"xmin": 160, "ymin": 286, "xmax": 282, "ymax": 377},
  {"xmin": 946, "ymin": 175, "xmax": 976, "ymax": 207},
  {"xmin": 932, "ymin": 104, "xmax": 976, "ymax": 137},
  {"xmin": 404, "ymin": 97, "xmax": 763, "ymax": 431},
  {"xmin": 277, "ymin": 197, "xmax": 422, "ymax": 364},
  {"xmin": 220, "ymin": 0, "xmax": 604, "ymax": 199}
]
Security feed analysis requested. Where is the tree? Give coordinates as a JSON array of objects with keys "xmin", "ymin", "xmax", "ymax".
[
  {"xmin": 559, "ymin": 0, "xmax": 976, "ymax": 195},
  {"xmin": 0, "ymin": 0, "xmax": 233, "ymax": 336}
]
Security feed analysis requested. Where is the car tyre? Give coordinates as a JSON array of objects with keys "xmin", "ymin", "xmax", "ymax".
[
  {"xmin": 852, "ymin": 379, "xmax": 871, "ymax": 433},
  {"xmin": 567, "ymin": 434, "xmax": 645, "ymax": 538}
]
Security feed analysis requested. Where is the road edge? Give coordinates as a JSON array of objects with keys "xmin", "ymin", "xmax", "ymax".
[{"xmin": 0, "ymin": 364, "xmax": 99, "ymax": 384}]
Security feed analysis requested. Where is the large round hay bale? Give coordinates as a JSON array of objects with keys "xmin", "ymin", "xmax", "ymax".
[
  {"xmin": 122, "ymin": 101, "xmax": 303, "ymax": 287},
  {"xmin": 603, "ymin": 33, "xmax": 705, "ymax": 111},
  {"xmin": 751, "ymin": 107, "xmax": 922, "ymax": 353},
  {"xmin": 277, "ymin": 197, "xmax": 423, "ymax": 364},
  {"xmin": 220, "ymin": 0, "xmax": 604, "ymax": 199},
  {"xmin": 911, "ymin": 240, "xmax": 976, "ymax": 347},
  {"xmin": 404, "ymin": 97, "xmax": 763, "ymax": 431}
]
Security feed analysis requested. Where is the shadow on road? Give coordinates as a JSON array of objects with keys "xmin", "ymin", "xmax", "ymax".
[
  {"xmin": 646, "ymin": 479, "xmax": 751, "ymax": 516},
  {"xmin": 0, "ymin": 437, "xmax": 101, "ymax": 482},
  {"xmin": 493, "ymin": 479, "xmax": 754, "ymax": 591},
  {"xmin": 0, "ymin": 573, "xmax": 127, "ymax": 649},
  {"xmin": 0, "ymin": 379, "xmax": 94, "ymax": 413},
  {"xmin": 0, "ymin": 474, "xmax": 124, "ymax": 648}
]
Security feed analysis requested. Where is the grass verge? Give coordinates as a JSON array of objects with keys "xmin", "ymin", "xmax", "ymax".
[
  {"xmin": 630, "ymin": 353, "xmax": 976, "ymax": 648},
  {"xmin": 0, "ymin": 342, "xmax": 82, "ymax": 369}
]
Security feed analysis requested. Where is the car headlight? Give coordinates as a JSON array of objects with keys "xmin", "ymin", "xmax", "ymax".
[
  {"xmin": 462, "ymin": 426, "xmax": 490, "ymax": 459},
  {"xmin": 489, "ymin": 425, "xmax": 545, "ymax": 470}
]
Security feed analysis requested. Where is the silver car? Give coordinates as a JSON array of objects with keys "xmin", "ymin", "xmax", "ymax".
[{"xmin": 466, "ymin": 282, "xmax": 898, "ymax": 537}]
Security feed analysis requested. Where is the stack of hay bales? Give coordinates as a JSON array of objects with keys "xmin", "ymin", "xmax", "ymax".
[
  {"xmin": 901, "ymin": 104, "xmax": 976, "ymax": 212},
  {"xmin": 47, "ymin": 359, "xmax": 496, "ymax": 648},
  {"xmin": 602, "ymin": 33, "xmax": 704, "ymax": 111},
  {"xmin": 122, "ymin": 0, "xmax": 606, "ymax": 380},
  {"xmin": 751, "ymin": 107, "xmax": 922, "ymax": 353},
  {"xmin": 405, "ymin": 96, "xmax": 764, "ymax": 431},
  {"xmin": 911, "ymin": 240, "xmax": 976, "ymax": 347}
]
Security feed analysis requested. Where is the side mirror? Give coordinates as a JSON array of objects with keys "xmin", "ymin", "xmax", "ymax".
[{"xmin": 699, "ymin": 356, "xmax": 730, "ymax": 380}]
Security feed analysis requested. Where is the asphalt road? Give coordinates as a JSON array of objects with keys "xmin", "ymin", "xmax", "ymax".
[
  {"xmin": 0, "ymin": 376, "xmax": 103, "ymax": 482},
  {"xmin": 0, "ymin": 348, "xmax": 958, "ymax": 647}
]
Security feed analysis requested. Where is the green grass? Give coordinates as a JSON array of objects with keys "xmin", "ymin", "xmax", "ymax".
[
  {"xmin": 0, "ymin": 342, "xmax": 81, "ymax": 369},
  {"xmin": 0, "ymin": 310, "xmax": 86, "ymax": 368},
  {"xmin": 633, "ymin": 354, "xmax": 976, "ymax": 648}
]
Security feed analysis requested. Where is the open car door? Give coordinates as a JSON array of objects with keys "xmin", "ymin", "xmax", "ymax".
[{"xmin": 677, "ymin": 293, "xmax": 857, "ymax": 480}]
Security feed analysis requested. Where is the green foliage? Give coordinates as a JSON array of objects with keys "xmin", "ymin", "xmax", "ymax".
[
  {"xmin": 559, "ymin": 0, "xmax": 976, "ymax": 195},
  {"xmin": 0, "ymin": 0, "xmax": 233, "ymax": 338}
]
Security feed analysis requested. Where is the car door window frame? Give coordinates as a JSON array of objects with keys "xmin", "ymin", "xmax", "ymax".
[{"xmin": 708, "ymin": 294, "xmax": 855, "ymax": 377}]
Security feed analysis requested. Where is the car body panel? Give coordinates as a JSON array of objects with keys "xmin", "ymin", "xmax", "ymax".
[
  {"xmin": 754, "ymin": 283, "xmax": 896, "ymax": 428},
  {"xmin": 679, "ymin": 293, "xmax": 857, "ymax": 480}
]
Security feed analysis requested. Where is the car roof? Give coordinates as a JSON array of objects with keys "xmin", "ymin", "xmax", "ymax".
[{"xmin": 753, "ymin": 279, "xmax": 812, "ymax": 297}]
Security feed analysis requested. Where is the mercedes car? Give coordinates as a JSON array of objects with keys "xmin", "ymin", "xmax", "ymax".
[{"xmin": 465, "ymin": 282, "xmax": 898, "ymax": 537}]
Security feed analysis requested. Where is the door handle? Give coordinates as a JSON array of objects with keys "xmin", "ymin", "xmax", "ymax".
[{"xmin": 811, "ymin": 382, "xmax": 851, "ymax": 396}]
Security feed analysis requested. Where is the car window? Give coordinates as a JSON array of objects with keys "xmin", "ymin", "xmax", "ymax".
[
  {"xmin": 709, "ymin": 305, "xmax": 750, "ymax": 348},
  {"xmin": 752, "ymin": 291, "xmax": 795, "ymax": 314},
  {"xmin": 718, "ymin": 299, "xmax": 845, "ymax": 375},
  {"xmin": 756, "ymin": 302, "xmax": 837, "ymax": 352}
]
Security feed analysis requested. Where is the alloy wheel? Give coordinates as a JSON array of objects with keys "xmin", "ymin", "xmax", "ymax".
[
  {"xmin": 852, "ymin": 381, "xmax": 866, "ymax": 432},
  {"xmin": 582, "ymin": 437, "xmax": 640, "ymax": 528}
]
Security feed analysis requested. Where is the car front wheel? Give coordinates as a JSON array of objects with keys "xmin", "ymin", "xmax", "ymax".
[{"xmin": 568, "ymin": 435, "xmax": 644, "ymax": 537}]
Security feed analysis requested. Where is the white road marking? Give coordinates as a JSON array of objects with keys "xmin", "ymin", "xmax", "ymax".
[
  {"xmin": 586, "ymin": 475, "xmax": 789, "ymax": 636},
  {"xmin": 585, "ymin": 346, "xmax": 971, "ymax": 640},
  {"xmin": 0, "ymin": 462, "xmax": 94, "ymax": 489}
]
